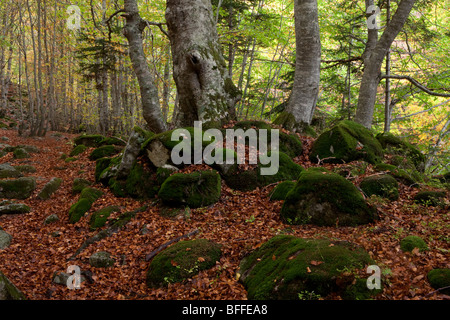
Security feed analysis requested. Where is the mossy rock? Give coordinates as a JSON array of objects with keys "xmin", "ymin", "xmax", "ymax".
[
  {"xmin": 0, "ymin": 177, "xmax": 36, "ymax": 199},
  {"xmin": 238, "ymin": 235, "xmax": 378, "ymax": 300},
  {"xmin": 89, "ymin": 251, "xmax": 115, "ymax": 268},
  {"xmin": 158, "ymin": 170, "xmax": 221, "ymax": 208},
  {"xmin": 17, "ymin": 145, "xmax": 39, "ymax": 154},
  {"xmin": 89, "ymin": 145, "xmax": 122, "ymax": 161},
  {"xmin": 146, "ymin": 239, "xmax": 222, "ymax": 288},
  {"xmin": 205, "ymin": 148, "xmax": 239, "ymax": 177},
  {"xmin": 44, "ymin": 214, "xmax": 59, "ymax": 225},
  {"xmin": 108, "ymin": 161, "xmax": 159, "ymax": 199},
  {"xmin": 223, "ymin": 151, "xmax": 304, "ymax": 191},
  {"xmin": 0, "ymin": 203, "xmax": 30, "ymax": 215},
  {"xmin": 0, "ymin": 271, "xmax": 26, "ymax": 300},
  {"xmin": 273, "ymin": 111, "xmax": 317, "ymax": 137},
  {"xmin": 0, "ymin": 230, "xmax": 12, "ymax": 249},
  {"xmin": 427, "ymin": 269, "xmax": 450, "ymax": 295},
  {"xmin": 37, "ymin": 177, "xmax": 63, "ymax": 200},
  {"xmin": 64, "ymin": 157, "xmax": 77, "ymax": 163},
  {"xmin": 99, "ymin": 136, "xmax": 127, "ymax": 146},
  {"xmin": 13, "ymin": 148, "xmax": 30, "ymax": 159},
  {"xmin": 374, "ymin": 163, "xmax": 423, "ymax": 186},
  {"xmin": 400, "ymin": 235, "xmax": 428, "ymax": 252},
  {"xmin": 280, "ymin": 170, "xmax": 377, "ymax": 226},
  {"xmin": 269, "ymin": 181, "xmax": 296, "ymax": 201},
  {"xmin": 413, "ymin": 191, "xmax": 446, "ymax": 206},
  {"xmin": 156, "ymin": 165, "xmax": 178, "ymax": 185},
  {"xmin": 70, "ymin": 145, "xmax": 87, "ymax": 157},
  {"xmin": 89, "ymin": 205, "xmax": 120, "ymax": 230},
  {"xmin": 233, "ymin": 120, "xmax": 273, "ymax": 130},
  {"xmin": 73, "ymin": 134, "xmax": 105, "ymax": 148},
  {"xmin": 68, "ymin": 187, "xmax": 103, "ymax": 223},
  {"xmin": 376, "ymin": 132, "xmax": 425, "ymax": 172},
  {"xmin": 13, "ymin": 165, "xmax": 36, "ymax": 173},
  {"xmin": 72, "ymin": 178, "xmax": 92, "ymax": 193},
  {"xmin": 95, "ymin": 157, "xmax": 113, "ymax": 183},
  {"xmin": 232, "ymin": 121, "xmax": 303, "ymax": 158},
  {"xmin": 0, "ymin": 163, "xmax": 23, "ymax": 179},
  {"xmin": 360, "ymin": 174, "xmax": 399, "ymax": 200},
  {"xmin": 309, "ymin": 120, "xmax": 383, "ymax": 165}
]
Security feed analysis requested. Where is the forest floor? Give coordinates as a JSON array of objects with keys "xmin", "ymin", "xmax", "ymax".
[{"xmin": 0, "ymin": 127, "xmax": 448, "ymax": 300}]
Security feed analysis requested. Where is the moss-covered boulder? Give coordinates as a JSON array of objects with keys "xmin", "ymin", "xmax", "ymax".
[
  {"xmin": 280, "ymin": 170, "xmax": 377, "ymax": 226},
  {"xmin": 89, "ymin": 205, "xmax": 120, "ymax": 230},
  {"xmin": 146, "ymin": 239, "xmax": 222, "ymax": 288},
  {"xmin": 238, "ymin": 235, "xmax": 379, "ymax": 300},
  {"xmin": 376, "ymin": 132, "xmax": 425, "ymax": 172},
  {"xmin": 0, "ymin": 163, "xmax": 22, "ymax": 179},
  {"xmin": 88, "ymin": 145, "xmax": 122, "ymax": 161},
  {"xmin": 269, "ymin": 181, "xmax": 296, "ymax": 201},
  {"xmin": 0, "ymin": 271, "xmax": 26, "ymax": 300},
  {"xmin": 68, "ymin": 187, "xmax": 103, "ymax": 223},
  {"xmin": 0, "ymin": 229, "xmax": 12, "ymax": 249},
  {"xmin": 223, "ymin": 151, "xmax": 304, "ymax": 191},
  {"xmin": 37, "ymin": 177, "xmax": 63, "ymax": 200},
  {"xmin": 427, "ymin": 269, "xmax": 450, "ymax": 295},
  {"xmin": 158, "ymin": 170, "xmax": 221, "ymax": 208},
  {"xmin": 400, "ymin": 235, "xmax": 428, "ymax": 252},
  {"xmin": 14, "ymin": 165, "xmax": 36, "ymax": 173},
  {"xmin": 309, "ymin": 120, "xmax": 383, "ymax": 165},
  {"xmin": 0, "ymin": 177, "xmax": 36, "ymax": 199},
  {"xmin": 108, "ymin": 160, "xmax": 159, "ymax": 199},
  {"xmin": 359, "ymin": 174, "xmax": 399, "ymax": 200},
  {"xmin": 89, "ymin": 251, "xmax": 115, "ymax": 268},
  {"xmin": 13, "ymin": 148, "xmax": 30, "ymax": 159},
  {"xmin": 0, "ymin": 203, "xmax": 30, "ymax": 215},
  {"xmin": 232, "ymin": 120, "xmax": 303, "ymax": 159},
  {"xmin": 413, "ymin": 191, "xmax": 446, "ymax": 206},
  {"xmin": 374, "ymin": 163, "xmax": 423, "ymax": 186},
  {"xmin": 70, "ymin": 145, "xmax": 87, "ymax": 157},
  {"xmin": 73, "ymin": 134, "xmax": 105, "ymax": 147},
  {"xmin": 72, "ymin": 178, "xmax": 92, "ymax": 193}
]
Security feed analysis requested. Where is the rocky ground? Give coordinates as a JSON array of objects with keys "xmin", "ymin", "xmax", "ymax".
[{"xmin": 0, "ymin": 127, "xmax": 448, "ymax": 300}]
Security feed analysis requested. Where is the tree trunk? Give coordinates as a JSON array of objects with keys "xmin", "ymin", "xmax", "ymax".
[
  {"xmin": 165, "ymin": 0, "xmax": 240, "ymax": 128},
  {"xmin": 355, "ymin": 0, "xmax": 416, "ymax": 128},
  {"xmin": 122, "ymin": 0, "xmax": 167, "ymax": 133},
  {"xmin": 275, "ymin": 0, "xmax": 321, "ymax": 132}
]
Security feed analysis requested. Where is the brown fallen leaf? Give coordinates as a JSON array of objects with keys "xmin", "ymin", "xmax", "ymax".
[{"xmin": 310, "ymin": 260, "xmax": 324, "ymax": 266}]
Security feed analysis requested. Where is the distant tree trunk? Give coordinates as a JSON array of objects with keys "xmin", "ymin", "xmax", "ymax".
[
  {"xmin": 355, "ymin": 0, "xmax": 416, "ymax": 128},
  {"xmin": 165, "ymin": 0, "xmax": 240, "ymax": 128},
  {"xmin": 123, "ymin": 0, "xmax": 167, "ymax": 133},
  {"xmin": 274, "ymin": 0, "xmax": 321, "ymax": 132}
]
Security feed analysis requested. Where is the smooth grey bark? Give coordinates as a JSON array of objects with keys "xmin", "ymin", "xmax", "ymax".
[
  {"xmin": 123, "ymin": 0, "xmax": 167, "ymax": 133},
  {"xmin": 355, "ymin": 0, "xmax": 416, "ymax": 128},
  {"xmin": 165, "ymin": 0, "xmax": 240, "ymax": 127},
  {"xmin": 276, "ymin": 0, "xmax": 321, "ymax": 131}
]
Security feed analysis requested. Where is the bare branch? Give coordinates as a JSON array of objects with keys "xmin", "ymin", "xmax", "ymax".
[{"xmin": 381, "ymin": 74, "xmax": 450, "ymax": 97}]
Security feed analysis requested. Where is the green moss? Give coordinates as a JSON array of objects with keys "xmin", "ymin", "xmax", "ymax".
[
  {"xmin": 68, "ymin": 187, "xmax": 103, "ymax": 223},
  {"xmin": 37, "ymin": 177, "xmax": 63, "ymax": 200},
  {"xmin": 278, "ymin": 132, "xmax": 303, "ymax": 158},
  {"xmin": 238, "ymin": 235, "xmax": 376, "ymax": 300},
  {"xmin": 374, "ymin": 163, "xmax": 423, "ymax": 186},
  {"xmin": 70, "ymin": 145, "xmax": 87, "ymax": 157},
  {"xmin": 233, "ymin": 120, "xmax": 273, "ymax": 130},
  {"xmin": 156, "ymin": 166, "xmax": 177, "ymax": 185},
  {"xmin": 64, "ymin": 157, "xmax": 77, "ymax": 163},
  {"xmin": 309, "ymin": 120, "xmax": 383, "ymax": 165},
  {"xmin": 269, "ymin": 181, "xmax": 296, "ymax": 201},
  {"xmin": 273, "ymin": 111, "xmax": 297, "ymax": 130},
  {"xmin": 89, "ymin": 145, "xmax": 121, "ymax": 161},
  {"xmin": 0, "ymin": 177, "xmax": 36, "ymax": 199},
  {"xmin": 89, "ymin": 251, "xmax": 115, "ymax": 268},
  {"xmin": 400, "ymin": 235, "xmax": 428, "ymax": 252},
  {"xmin": 146, "ymin": 239, "xmax": 222, "ymax": 288},
  {"xmin": 14, "ymin": 165, "xmax": 36, "ymax": 173},
  {"xmin": 95, "ymin": 157, "xmax": 113, "ymax": 182},
  {"xmin": 158, "ymin": 170, "xmax": 221, "ymax": 208},
  {"xmin": 0, "ymin": 271, "xmax": 26, "ymax": 300},
  {"xmin": 72, "ymin": 178, "xmax": 92, "ymax": 193},
  {"xmin": 376, "ymin": 132, "xmax": 425, "ymax": 172},
  {"xmin": 280, "ymin": 170, "xmax": 377, "ymax": 226},
  {"xmin": 413, "ymin": 191, "xmax": 446, "ymax": 206},
  {"xmin": 73, "ymin": 134, "xmax": 105, "ymax": 147},
  {"xmin": 222, "ymin": 151, "xmax": 304, "ymax": 191},
  {"xmin": 89, "ymin": 206, "xmax": 120, "ymax": 230},
  {"xmin": 360, "ymin": 174, "xmax": 399, "ymax": 200},
  {"xmin": 427, "ymin": 269, "xmax": 450, "ymax": 295},
  {"xmin": 100, "ymin": 137, "xmax": 126, "ymax": 146},
  {"xmin": 13, "ymin": 148, "xmax": 30, "ymax": 159}
]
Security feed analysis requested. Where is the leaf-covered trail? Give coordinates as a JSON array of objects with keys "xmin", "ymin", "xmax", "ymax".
[{"xmin": 0, "ymin": 129, "xmax": 448, "ymax": 300}]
